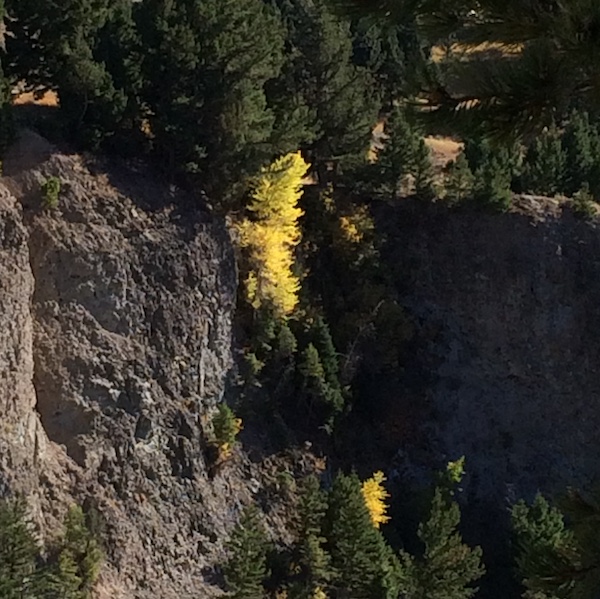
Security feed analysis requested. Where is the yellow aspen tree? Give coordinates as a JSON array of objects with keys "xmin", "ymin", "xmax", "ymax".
[
  {"xmin": 236, "ymin": 152, "xmax": 309, "ymax": 316},
  {"xmin": 361, "ymin": 471, "xmax": 391, "ymax": 528}
]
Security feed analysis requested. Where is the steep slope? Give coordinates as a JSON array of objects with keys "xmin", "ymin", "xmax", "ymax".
[
  {"xmin": 0, "ymin": 131, "xmax": 301, "ymax": 598},
  {"xmin": 380, "ymin": 196, "xmax": 600, "ymax": 505}
]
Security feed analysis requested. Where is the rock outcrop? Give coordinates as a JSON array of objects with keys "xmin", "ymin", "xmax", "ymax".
[
  {"xmin": 382, "ymin": 196, "xmax": 600, "ymax": 505},
  {"xmin": 0, "ymin": 131, "xmax": 294, "ymax": 598}
]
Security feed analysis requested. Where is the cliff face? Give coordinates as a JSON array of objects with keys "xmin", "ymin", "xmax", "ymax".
[
  {"xmin": 382, "ymin": 197, "xmax": 600, "ymax": 505},
  {"xmin": 4, "ymin": 130, "xmax": 600, "ymax": 596},
  {"xmin": 0, "ymin": 131, "xmax": 288, "ymax": 598}
]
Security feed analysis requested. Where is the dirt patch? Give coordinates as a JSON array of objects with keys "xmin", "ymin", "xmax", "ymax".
[
  {"xmin": 13, "ymin": 91, "xmax": 59, "ymax": 107},
  {"xmin": 425, "ymin": 136, "xmax": 463, "ymax": 168}
]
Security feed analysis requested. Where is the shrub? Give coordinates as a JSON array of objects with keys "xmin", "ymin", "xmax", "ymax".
[
  {"xmin": 572, "ymin": 183, "xmax": 596, "ymax": 220},
  {"xmin": 212, "ymin": 404, "xmax": 243, "ymax": 458},
  {"xmin": 41, "ymin": 176, "xmax": 61, "ymax": 209}
]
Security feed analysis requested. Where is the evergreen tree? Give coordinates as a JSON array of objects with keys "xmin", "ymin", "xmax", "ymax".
[
  {"xmin": 562, "ymin": 111, "xmax": 600, "ymax": 196},
  {"xmin": 371, "ymin": 106, "xmax": 423, "ymax": 198},
  {"xmin": 350, "ymin": 19, "xmax": 425, "ymax": 108},
  {"xmin": 326, "ymin": 472, "xmax": 402, "ymax": 599},
  {"xmin": 521, "ymin": 127, "xmax": 567, "ymax": 196},
  {"xmin": 471, "ymin": 143, "xmax": 514, "ymax": 212},
  {"xmin": 289, "ymin": 476, "xmax": 332, "ymax": 599},
  {"xmin": 571, "ymin": 183, "xmax": 597, "ymax": 220},
  {"xmin": 6, "ymin": 0, "xmax": 139, "ymax": 148},
  {"xmin": 413, "ymin": 138, "xmax": 435, "ymax": 200},
  {"xmin": 444, "ymin": 153, "xmax": 475, "ymax": 205},
  {"xmin": 400, "ymin": 488, "xmax": 485, "ymax": 599},
  {"xmin": 310, "ymin": 317, "xmax": 344, "ymax": 415},
  {"xmin": 512, "ymin": 489, "xmax": 600, "ymax": 599},
  {"xmin": 224, "ymin": 506, "xmax": 269, "ymax": 599},
  {"xmin": 271, "ymin": 0, "xmax": 379, "ymax": 180},
  {"xmin": 297, "ymin": 327, "xmax": 344, "ymax": 430},
  {"xmin": 0, "ymin": 498, "xmax": 43, "ymax": 599},
  {"xmin": 133, "ymin": 0, "xmax": 285, "ymax": 196},
  {"xmin": 46, "ymin": 506, "xmax": 104, "ymax": 599},
  {"xmin": 332, "ymin": 0, "xmax": 600, "ymax": 138},
  {"xmin": 512, "ymin": 494, "xmax": 581, "ymax": 599}
]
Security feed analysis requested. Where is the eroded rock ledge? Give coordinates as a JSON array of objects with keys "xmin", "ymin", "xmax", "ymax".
[{"xmin": 0, "ymin": 131, "xmax": 262, "ymax": 598}]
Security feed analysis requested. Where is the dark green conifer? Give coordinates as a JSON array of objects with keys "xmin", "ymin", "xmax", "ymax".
[
  {"xmin": 46, "ymin": 505, "xmax": 104, "ymax": 599},
  {"xmin": 0, "ymin": 498, "xmax": 43, "ymax": 599},
  {"xmin": 372, "ymin": 106, "xmax": 421, "ymax": 198},
  {"xmin": 326, "ymin": 472, "xmax": 401, "ymax": 599},
  {"xmin": 135, "ymin": 0, "xmax": 286, "ymax": 198},
  {"xmin": 572, "ymin": 183, "xmax": 597, "ymax": 220},
  {"xmin": 511, "ymin": 494, "xmax": 581, "ymax": 599},
  {"xmin": 400, "ymin": 488, "xmax": 485, "ymax": 599},
  {"xmin": 271, "ymin": 0, "xmax": 379, "ymax": 180},
  {"xmin": 562, "ymin": 111, "xmax": 600, "ymax": 196},
  {"xmin": 444, "ymin": 153, "xmax": 475, "ymax": 205},
  {"xmin": 413, "ymin": 138, "xmax": 435, "ymax": 200},
  {"xmin": 521, "ymin": 127, "xmax": 566, "ymax": 196},
  {"xmin": 310, "ymin": 317, "xmax": 344, "ymax": 414},
  {"xmin": 6, "ymin": 0, "xmax": 138, "ymax": 148},
  {"xmin": 289, "ymin": 476, "xmax": 332, "ymax": 599},
  {"xmin": 224, "ymin": 506, "xmax": 269, "ymax": 599},
  {"xmin": 473, "ymin": 153, "xmax": 513, "ymax": 212},
  {"xmin": 350, "ymin": 19, "xmax": 425, "ymax": 108}
]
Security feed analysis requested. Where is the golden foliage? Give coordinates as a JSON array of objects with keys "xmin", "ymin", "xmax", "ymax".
[
  {"xmin": 219, "ymin": 415, "xmax": 243, "ymax": 459},
  {"xmin": 312, "ymin": 587, "xmax": 327, "ymax": 599},
  {"xmin": 236, "ymin": 152, "xmax": 309, "ymax": 316},
  {"xmin": 212, "ymin": 404, "xmax": 243, "ymax": 460},
  {"xmin": 337, "ymin": 205, "xmax": 374, "ymax": 245},
  {"xmin": 361, "ymin": 471, "xmax": 391, "ymax": 528}
]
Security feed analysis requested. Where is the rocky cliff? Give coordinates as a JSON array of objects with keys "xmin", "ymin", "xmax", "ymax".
[
  {"xmin": 4, "ymin": 131, "xmax": 600, "ymax": 597},
  {"xmin": 0, "ymin": 131, "xmax": 304, "ymax": 598},
  {"xmin": 381, "ymin": 197, "xmax": 600, "ymax": 508}
]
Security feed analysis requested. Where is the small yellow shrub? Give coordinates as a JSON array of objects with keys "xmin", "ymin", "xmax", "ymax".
[{"xmin": 212, "ymin": 404, "xmax": 243, "ymax": 459}]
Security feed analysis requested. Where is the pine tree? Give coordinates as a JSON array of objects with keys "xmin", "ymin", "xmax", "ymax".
[
  {"xmin": 270, "ymin": 0, "xmax": 379, "ymax": 180},
  {"xmin": 6, "ymin": 0, "xmax": 139, "ymax": 148},
  {"xmin": 473, "ymin": 153, "xmax": 513, "ymax": 212},
  {"xmin": 236, "ymin": 152, "xmax": 309, "ymax": 316},
  {"xmin": 350, "ymin": 19, "xmax": 425, "ymax": 108},
  {"xmin": 521, "ymin": 127, "xmax": 567, "ymax": 196},
  {"xmin": 562, "ymin": 111, "xmax": 600, "ymax": 196},
  {"xmin": 571, "ymin": 183, "xmax": 597, "ymax": 220},
  {"xmin": 46, "ymin": 506, "xmax": 103, "ymax": 599},
  {"xmin": 444, "ymin": 153, "xmax": 475, "ymax": 205},
  {"xmin": 134, "ymin": 0, "xmax": 286, "ymax": 196},
  {"xmin": 332, "ymin": 0, "xmax": 600, "ymax": 138},
  {"xmin": 289, "ymin": 476, "xmax": 332, "ymax": 599},
  {"xmin": 326, "ymin": 472, "xmax": 402, "ymax": 599},
  {"xmin": 223, "ymin": 506, "xmax": 269, "ymax": 599},
  {"xmin": 0, "ymin": 498, "xmax": 43, "ymax": 599},
  {"xmin": 310, "ymin": 317, "xmax": 344, "ymax": 415},
  {"xmin": 400, "ymin": 488, "xmax": 485, "ymax": 599},
  {"xmin": 212, "ymin": 404, "xmax": 243, "ymax": 458},
  {"xmin": 372, "ymin": 106, "xmax": 422, "ymax": 198},
  {"xmin": 512, "ymin": 494, "xmax": 581, "ymax": 599},
  {"xmin": 413, "ymin": 138, "xmax": 435, "ymax": 200}
]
